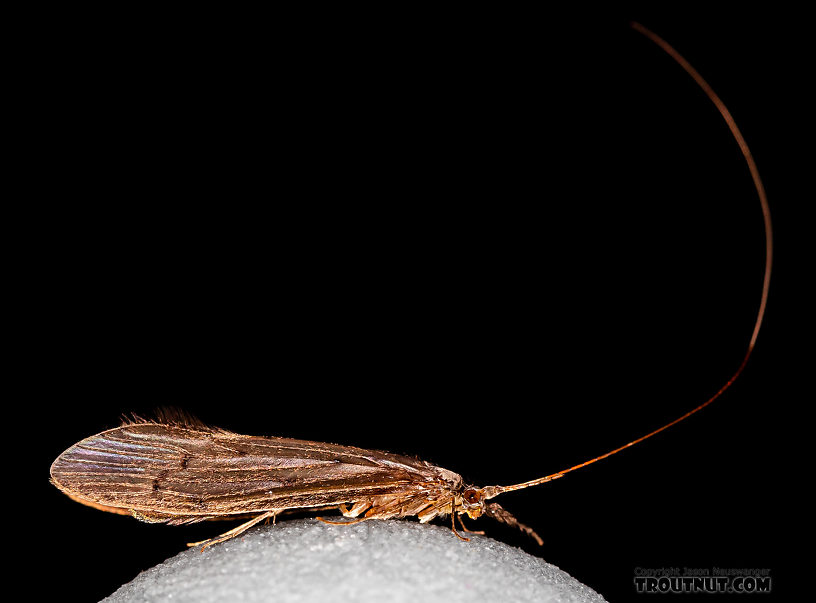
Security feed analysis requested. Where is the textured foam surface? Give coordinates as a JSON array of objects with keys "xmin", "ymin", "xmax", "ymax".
[{"xmin": 103, "ymin": 518, "xmax": 607, "ymax": 602}]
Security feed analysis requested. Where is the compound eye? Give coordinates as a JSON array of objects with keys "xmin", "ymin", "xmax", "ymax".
[{"xmin": 463, "ymin": 488, "xmax": 482, "ymax": 505}]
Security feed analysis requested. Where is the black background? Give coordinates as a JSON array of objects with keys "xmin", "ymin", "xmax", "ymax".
[{"xmin": 17, "ymin": 5, "xmax": 801, "ymax": 602}]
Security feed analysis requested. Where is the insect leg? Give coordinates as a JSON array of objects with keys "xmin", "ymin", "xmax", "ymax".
[
  {"xmin": 187, "ymin": 510, "xmax": 278, "ymax": 551},
  {"xmin": 417, "ymin": 498, "xmax": 470, "ymax": 541},
  {"xmin": 315, "ymin": 515, "xmax": 370, "ymax": 525},
  {"xmin": 451, "ymin": 510, "xmax": 470, "ymax": 541},
  {"xmin": 456, "ymin": 513, "xmax": 485, "ymax": 535},
  {"xmin": 340, "ymin": 500, "xmax": 371, "ymax": 518}
]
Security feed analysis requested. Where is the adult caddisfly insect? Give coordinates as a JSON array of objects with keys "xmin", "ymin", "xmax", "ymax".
[{"xmin": 50, "ymin": 22, "xmax": 772, "ymax": 551}]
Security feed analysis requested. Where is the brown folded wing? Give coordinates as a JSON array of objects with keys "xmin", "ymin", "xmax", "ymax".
[{"xmin": 51, "ymin": 422, "xmax": 447, "ymax": 520}]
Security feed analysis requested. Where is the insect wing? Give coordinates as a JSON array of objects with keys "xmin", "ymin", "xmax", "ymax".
[{"xmin": 51, "ymin": 423, "xmax": 445, "ymax": 518}]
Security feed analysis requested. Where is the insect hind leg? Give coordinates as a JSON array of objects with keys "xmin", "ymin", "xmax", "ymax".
[
  {"xmin": 341, "ymin": 500, "xmax": 371, "ymax": 518},
  {"xmin": 316, "ymin": 515, "xmax": 370, "ymax": 526},
  {"xmin": 188, "ymin": 510, "xmax": 278, "ymax": 551}
]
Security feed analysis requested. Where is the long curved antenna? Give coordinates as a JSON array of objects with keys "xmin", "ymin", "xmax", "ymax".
[{"xmin": 485, "ymin": 22, "xmax": 772, "ymax": 501}]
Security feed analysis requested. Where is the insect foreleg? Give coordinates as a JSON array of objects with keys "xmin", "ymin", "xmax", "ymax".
[{"xmin": 456, "ymin": 513, "xmax": 485, "ymax": 535}]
